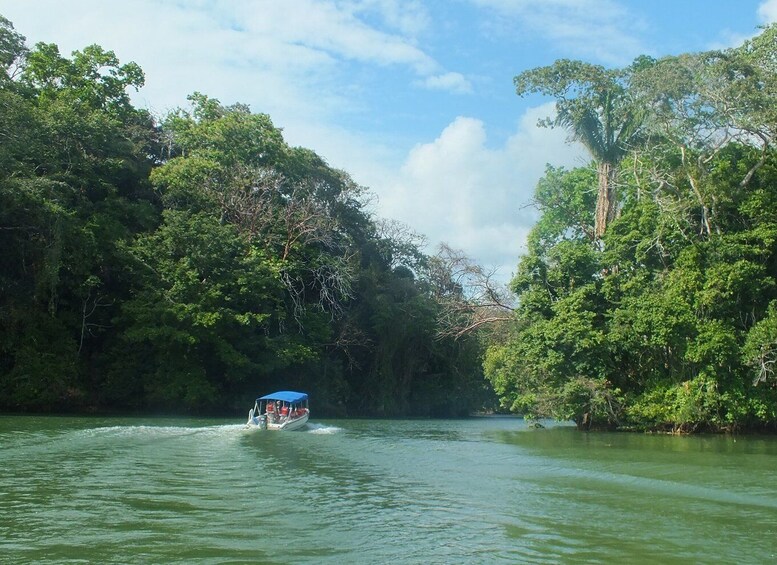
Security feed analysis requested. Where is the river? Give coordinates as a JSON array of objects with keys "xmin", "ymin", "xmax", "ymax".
[{"xmin": 1, "ymin": 415, "xmax": 776, "ymax": 564}]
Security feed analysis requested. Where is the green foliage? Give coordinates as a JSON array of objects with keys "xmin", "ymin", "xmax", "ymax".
[
  {"xmin": 515, "ymin": 59, "xmax": 648, "ymax": 236},
  {"xmin": 0, "ymin": 15, "xmax": 27, "ymax": 79},
  {"xmin": 0, "ymin": 310, "xmax": 80, "ymax": 409},
  {"xmin": 24, "ymin": 42, "xmax": 144, "ymax": 115},
  {"xmin": 159, "ymin": 92, "xmax": 284, "ymax": 168},
  {"xmin": 495, "ymin": 147, "xmax": 777, "ymax": 431},
  {"xmin": 109, "ymin": 210, "xmax": 289, "ymax": 410},
  {"xmin": 0, "ymin": 17, "xmax": 486, "ymax": 417},
  {"xmin": 515, "ymin": 60, "xmax": 644, "ymax": 164},
  {"xmin": 492, "ymin": 26, "xmax": 777, "ymax": 432},
  {"xmin": 743, "ymin": 302, "xmax": 777, "ymax": 386},
  {"xmin": 531, "ymin": 165, "xmax": 597, "ymax": 245}
]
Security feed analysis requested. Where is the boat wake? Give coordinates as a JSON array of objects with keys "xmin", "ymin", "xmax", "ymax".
[
  {"xmin": 306, "ymin": 423, "xmax": 342, "ymax": 434},
  {"xmin": 75, "ymin": 423, "xmax": 245, "ymax": 440}
]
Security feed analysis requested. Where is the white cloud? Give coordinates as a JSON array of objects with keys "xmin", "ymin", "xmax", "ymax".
[
  {"xmin": 231, "ymin": 0, "xmax": 438, "ymax": 74},
  {"xmin": 0, "ymin": 0, "xmax": 462, "ymax": 116},
  {"xmin": 418, "ymin": 72, "xmax": 473, "ymax": 94},
  {"xmin": 372, "ymin": 103, "xmax": 588, "ymax": 280},
  {"xmin": 471, "ymin": 0, "xmax": 647, "ymax": 65},
  {"xmin": 710, "ymin": 0, "xmax": 776, "ymax": 49},
  {"xmin": 348, "ymin": 0, "xmax": 431, "ymax": 37},
  {"xmin": 759, "ymin": 0, "xmax": 777, "ymax": 23}
]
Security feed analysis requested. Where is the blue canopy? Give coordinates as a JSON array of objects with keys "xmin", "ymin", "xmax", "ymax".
[{"xmin": 257, "ymin": 391, "xmax": 308, "ymax": 403}]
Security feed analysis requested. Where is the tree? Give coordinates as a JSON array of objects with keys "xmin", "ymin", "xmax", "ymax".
[
  {"xmin": 334, "ymin": 236, "xmax": 490, "ymax": 417},
  {"xmin": 629, "ymin": 25, "xmax": 777, "ymax": 236},
  {"xmin": 0, "ymin": 18, "xmax": 492, "ymax": 417},
  {"xmin": 23, "ymin": 42, "xmax": 144, "ymax": 115},
  {"xmin": 427, "ymin": 244, "xmax": 515, "ymax": 339},
  {"xmin": 153, "ymin": 94, "xmax": 359, "ymax": 327},
  {"xmin": 0, "ymin": 14, "xmax": 27, "ymax": 80},
  {"xmin": 515, "ymin": 59, "xmax": 647, "ymax": 237},
  {"xmin": 107, "ymin": 210, "xmax": 291, "ymax": 411}
]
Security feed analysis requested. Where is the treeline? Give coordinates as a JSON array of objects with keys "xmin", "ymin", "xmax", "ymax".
[
  {"xmin": 6, "ymin": 14, "xmax": 776, "ymax": 432},
  {"xmin": 485, "ymin": 25, "xmax": 777, "ymax": 432},
  {"xmin": 0, "ymin": 16, "xmax": 490, "ymax": 417}
]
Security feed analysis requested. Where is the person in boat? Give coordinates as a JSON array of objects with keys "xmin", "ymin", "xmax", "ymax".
[
  {"xmin": 265, "ymin": 400, "xmax": 275, "ymax": 422},
  {"xmin": 280, "ymin": 402, "xmax": 290, "ymax": 419}
]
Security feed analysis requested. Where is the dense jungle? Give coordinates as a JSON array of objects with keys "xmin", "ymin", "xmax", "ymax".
[{"xmin": 2, "ymin": 15, "xmax": 777, "ymax": 431}]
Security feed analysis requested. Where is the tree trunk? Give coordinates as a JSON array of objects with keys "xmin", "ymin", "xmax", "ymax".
[{"xmin": 594, "ymin": 161, "xmax": 618, "ymax": 238}]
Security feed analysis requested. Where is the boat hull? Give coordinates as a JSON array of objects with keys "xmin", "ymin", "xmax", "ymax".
[
  {"xmin": 272, "ymin": 412, "xmax": 309, "ymax": 431},
  {"xmin": 246, "ymin": 411, "xmax": 309, "ymax": 431}
]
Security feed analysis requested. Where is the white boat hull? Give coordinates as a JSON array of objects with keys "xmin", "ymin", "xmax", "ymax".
[{"xmin": 246, "ymin": 411, "xmax": 309, "ymax": 431}]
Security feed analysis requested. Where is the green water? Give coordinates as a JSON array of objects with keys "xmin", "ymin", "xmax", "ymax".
[{"xmin": 1, "ymin": 416, "xmax": 776, "ymax": 564}]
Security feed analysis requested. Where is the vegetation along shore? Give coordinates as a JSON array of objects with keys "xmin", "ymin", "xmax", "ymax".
[{"xmin": 2, "ymin": 16, "xmax": 777, "ymax": 433}]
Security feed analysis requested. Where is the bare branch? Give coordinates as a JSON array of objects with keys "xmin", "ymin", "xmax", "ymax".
[{"xmin": 428, "ymin": 243, "xmax": 515, "ymax": 339}]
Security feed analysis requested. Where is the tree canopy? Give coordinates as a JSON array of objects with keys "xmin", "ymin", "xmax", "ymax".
[
  {"xmin": 3, "ymin": 14, "xmax": 777, "ymax": 433},
  {"xmin": 515, "ymin": 59, "xmax": 647, "ymax": 237},
  {"xmin": 490, "ymin": 24, "xmax": 777, "ymax": 432},
  {"xmin": 0, "ymin": 17, "xmax": 489, "ymax": 417}
]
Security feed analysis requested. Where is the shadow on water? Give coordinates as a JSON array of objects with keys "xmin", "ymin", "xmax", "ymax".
[
  {"xmin": 476, "ymin": 425, "xmax": 777, "ymax": 563},
  {"xmin": 489, "ymin": 425, "xmax": 777, "ymax": 476}
]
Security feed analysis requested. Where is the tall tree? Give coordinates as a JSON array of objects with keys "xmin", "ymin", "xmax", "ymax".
[
  {"xmin": 629, "ymin": 25, "xmax": 777, "ymax": 236},
  {"xmin": 515, "ymin": 59, "xmax": 646, "ymax": 237},
  {"xmin": 0, "ymin": 28, "xmax": 157, "ymax": 410}
]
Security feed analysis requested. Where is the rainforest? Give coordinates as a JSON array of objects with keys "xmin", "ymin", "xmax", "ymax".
[{"xmin": 2, "ymin": 16, "xmax": 777, "ymax": 431}]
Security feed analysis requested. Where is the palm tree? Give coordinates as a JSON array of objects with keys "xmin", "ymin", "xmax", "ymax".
[{"xmin": 515, "ymin": 59, "xmax": 645, "ymax": 238}]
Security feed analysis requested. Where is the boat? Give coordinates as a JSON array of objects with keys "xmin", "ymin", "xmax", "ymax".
[{"xmin": 245, "ymin": 390, "xmax": 310, "ymax": 431}]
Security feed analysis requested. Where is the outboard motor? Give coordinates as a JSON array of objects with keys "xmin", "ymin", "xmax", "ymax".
[{"xmin": 258, "ymin": 414, "xmax": 268, "ymax": 430}]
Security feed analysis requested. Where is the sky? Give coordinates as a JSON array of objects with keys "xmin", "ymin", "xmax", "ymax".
[{"xmin": 1, "ymin": 0, "xmax": 775, "ymax": 282}]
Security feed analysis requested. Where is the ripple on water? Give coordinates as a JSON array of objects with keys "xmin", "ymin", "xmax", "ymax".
[{"xmin": 2, "ymin": 417, "xmax": 777, "ymax": 564}]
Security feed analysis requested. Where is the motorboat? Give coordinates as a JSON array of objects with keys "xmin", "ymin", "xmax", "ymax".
[{"xmin": 246, "ymin": 391, "xmax": 310, "ymax": 431}]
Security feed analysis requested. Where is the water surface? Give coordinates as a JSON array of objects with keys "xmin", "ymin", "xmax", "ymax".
[{"xmin": 1, "ymin": 416, "xmax": 776, "ymax": 563}]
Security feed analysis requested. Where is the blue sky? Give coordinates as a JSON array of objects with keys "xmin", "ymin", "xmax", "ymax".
[{"xmin": 1, "ymin": 0, "xmax": 774, "ymax": 281}]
